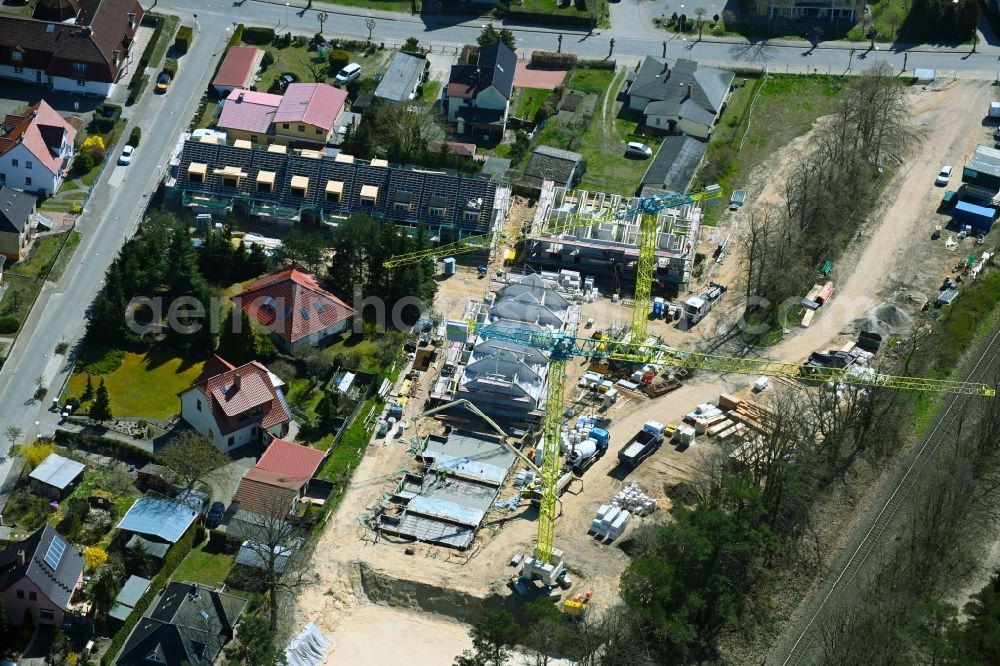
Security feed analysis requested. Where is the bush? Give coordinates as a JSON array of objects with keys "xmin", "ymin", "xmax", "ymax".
[
  {"xmin": 22, "ymin": 442, "xmax": 55, "ymax": 470},
  {"xmin": 261, "ymin": 49, "xmax": 275, "ymax": 70},
  {"xmin": 208, "ymin": 528, "xmax": 228, "ymax": 550},
  {"xmin": 0, "ymin": 315, "xmax": 19, "ymax": 334},
  {"xmin": 88, "ymin": 145, "xmax": 106, "ymax": 165},
  {"xmin": 228, "ymin": 23, "xmax": 244, "ymax": 47},
  {"xmin": 529, "ymin": 51, "xmax": 577, "ymax": 69},
  {"xmin": 328, "ymin": 49, "xmax": 350, "ymax": 72},
  {"xmin": 242, "ymin": 26, "xmax": 275, "ymax": 45},
  {"xmin": 162, "ymin": 58, "xmax": 178, "ymax": 76},
  {"xmin": 174, "ymin": 25, "xmax": 192, "ymax": 53},
  {"xmin": 127, "ymin": 127, "xmax": 141, "ymax": 147},
  {"xmin": 90, "ymin": 103, "xmax": 122, "ymax": 133},
  {"xmin": 194, "ymin": 524, "xmax": 206, "ymax": 545}
]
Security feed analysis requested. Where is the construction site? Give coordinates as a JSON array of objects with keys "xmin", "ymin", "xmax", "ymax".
[{"xmin": 287, "ymin": 78, "xmax": 1000, "ymax": 665}]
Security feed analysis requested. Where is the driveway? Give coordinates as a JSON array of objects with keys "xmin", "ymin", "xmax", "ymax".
[{"xmin": 514, "ymin": 61, "xmax": 568, "ymax": 89}]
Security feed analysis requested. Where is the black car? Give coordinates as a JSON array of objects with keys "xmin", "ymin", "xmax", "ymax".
[
  {"xmin": 993, "ymin": 128, "xmax": 1000, "ymax": 141},
  {"xmin": 206, "ymin": 501, "xmax": 225, "ymax": 528}
]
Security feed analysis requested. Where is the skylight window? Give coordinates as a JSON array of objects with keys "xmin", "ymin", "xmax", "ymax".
[
  {"xmin": 44, "ymin": 534, "xmax": 66, "ymax": 570},
  {"xmin": 313, "ymin": 302, "xmax": 325, "ymax": 314},
  {"xmin": 300, "ymin": 308, "xmax": 311, "ymax": 320}
]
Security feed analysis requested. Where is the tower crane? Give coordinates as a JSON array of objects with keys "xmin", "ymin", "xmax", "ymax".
[{"xmin": 470, "ymin": 324, "xmax": 995, "ymax": 587}]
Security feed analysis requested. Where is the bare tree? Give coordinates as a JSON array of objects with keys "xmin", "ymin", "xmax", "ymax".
[
  {"xmin": 883, "ymin": 7, "xmax": 903, "ymax": 40},
  {"xmin": 158, "ymin": 430, "xmax": 230, "ymax": 490},
  {"xmin": 316, "ymin": 11, "xmax": 328, "ymax": 36},
  {"xmin": 695, "ymin": 7, "xmax": 707, "ymax": 40},
  {"xmin": 860, "ymin": 13, "xmax": 875, "ymax": 48},
  {"xmin": 5, "ymin": 425, "xmax": 21, "ymax": 447},
  {"xmin": 229, "ymin": 494, "xmax": 315, "ymax": 631},
  {"xmin": 365, "ymin": 16, "xmax": 376, "ymax": 41}
]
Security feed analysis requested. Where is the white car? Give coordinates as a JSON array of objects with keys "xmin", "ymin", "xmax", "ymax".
[
  {"xmin": 119, "ymin": 145, "xmax": 135, "ymax": 166},
  {"xmin": 335, "ymin": 63, "xmax": 362, "ymax": 86},
  {"xmin": 935, "ymin": 165, "xmax": 952, "ymax": 186},
  {"xmin": 625, "ymin": 141, "xmax": 653, "ymax": 158}
]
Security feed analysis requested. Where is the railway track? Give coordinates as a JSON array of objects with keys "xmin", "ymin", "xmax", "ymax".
[{"xmin": 775, "ymin": 320, "xmax": 1000, "ymax": 666}]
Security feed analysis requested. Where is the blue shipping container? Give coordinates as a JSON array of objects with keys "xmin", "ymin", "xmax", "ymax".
[{"xmin": 953, "ymin": 201, "xmax": 996, "ymax": 232}]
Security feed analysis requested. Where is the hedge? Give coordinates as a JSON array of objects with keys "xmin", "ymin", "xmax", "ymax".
[
  {"xmin": 174, "ymin": 25, "xmax": 193, "ymax": 54},
  {"xmin": 100, "ymin": 525, "xmax": 196, "ymax": 665},
  {"xmin": 126, "ymin": 74, "xmax": 147, "ymax": 105},
  {"xmin": 0, "ymin": 316, "xmax": 19, "ymax": 334},
  {"xmin": 228, "ymin": 23, "xmax": 244, "ymax": 47},
  {"xmin": 530, "ymin": 51, "xmax": 577, "ymax": 69},
  {"xmin": 242, "ymin": 26, "xmax": 275, "ymax": 45},
  {"xmin": 127, "ymin": 127, "xmax": 141, "ymax": 147},
  {"xmin": 55, "ymin": 430, "xmax": 157, "ymax": 465},
  {"xmin": 90, "ymin": 103, "xmax": 122, "ymax": 133},
  {"xmin": 577, "ymin": 59, "xmax": 616, "ymax": 70},
  {"xmin": 162, "ymin": 58, "xmax": 178, "ymax": 76},
  {"xmin": 128, "ymin": 14, "xmax": 164, "ymax": 91}
]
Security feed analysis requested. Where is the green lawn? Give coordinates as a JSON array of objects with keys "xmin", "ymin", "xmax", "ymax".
[
  {"xmin": 518, "ymin": 0, "xmax": 608, "ymax": 26},
  {"xmin": 6, "ymin": 231, "xmax": 79, "ymax": 280},
  {"xmin": 172, "ymin": 543, "xmax": 235, "ymax": 587},
  {"xmin": 536, "ymin": 66, "xmax": 656, "ymax": 195},
  {"xmin": 317, "ymin": 396, "xmax": 376, "ymax": 482},
  {"xmin": 697, "ymin": 74, "xmax": 844, "ymax": 223},
  {"xmin": 319, "ymin": 0, "xmax": 412, "ymax": 12},
  {"xmin": 67, "ymin": 349, "xmax": 207, "ymax": 419},
  {"xmin": 0, "ymin": 274, "xmax": 41, "ymax": 334},
  {"xmin": 193, "ymin": 100, "xmax": 220, "ymax": 130},
  {"xmin": 514, "ymin": 87, "xmax": 553, "ymax": 121},
  {"xmin": 421, "ymin": 79, "xmax": 441, "ymax": 104},
  {"xmin": 255, "ymin": 43, "xmax": 392, "ymax": 89}
]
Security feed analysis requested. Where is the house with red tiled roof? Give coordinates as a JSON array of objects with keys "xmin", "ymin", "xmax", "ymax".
[
  {"xmin": 235, "ymin": 267, "xmax": 356, "ymax": 353},
  {"xmin": 0, "ymin": 100, "xmax": 76, "ymax": 196},
  {"xmin": 216, "ymin": 89, "xmax": 282, "ymax": 145},
  {"xmin": 0, "ymin": 0, "xmax": 144, "ymax": 97},
  {"xmin": 179, "ymin": 356, "xmax": 292, "ymax": 451},
  {"xmin": 273, "ymin": 83, "xmax": 348, "ymax": 146},
  {"xmin": 212, "ymin": 46, "xmax": 264, "ymax": 97},
  {"xmin": 231, "ymin": 438, "xmax": 324, "ymax": 515}
]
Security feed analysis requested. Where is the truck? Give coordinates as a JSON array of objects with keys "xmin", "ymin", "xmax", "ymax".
[
  {"xmin": 617, "ymin": 420, "xmax": 666, "ymax": 468},
  {"xmin": 567, "ymin": 428, "xmax": 610, "ymax": 474},
  {"xmin": 683, "ymin": 282, "xmax": 727, "ymax": 325}
]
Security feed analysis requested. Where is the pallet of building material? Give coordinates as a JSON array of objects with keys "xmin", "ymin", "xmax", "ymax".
[
  {"xmin": 800, "ymin": 309, "xmax": 816, "ymax": 328},
  {"xmin": 805, "ymin": 284, "xmax": 824, "ymax": 302},
  {"xmin": 642, "ymin": 379, "xmax": 682, "ymax": 398},
  {"xmin": 718, "ymin": 393, "xmax": 741, "ymax": 410},
  {"xmin": 728, "ymin": 409, "xmax": 768, "ymax": 434},
  {"xmin": 715, "ymin": 423, "xmax": 740, "ymax": 440},
  {"xmin": 694, "ymin": 413, "xmax": 728, "ymax": 435},
  {"xmin": 707, "ymin": 418, "xmax": 735, "ymax": 437}
]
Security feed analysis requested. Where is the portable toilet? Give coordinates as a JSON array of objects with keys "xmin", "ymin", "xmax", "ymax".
[
  {"xmin": 652, "ymin": 297, "xmax": 665, "ymax": 317},
  {"xmin": 443, "ymin": 257, "xmax": 456, "ymax": 276}
]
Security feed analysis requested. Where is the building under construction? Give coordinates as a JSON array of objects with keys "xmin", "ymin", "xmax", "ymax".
[{"xmin": 523, "ymin": 183, "xmax": 702, "ymax": 294}]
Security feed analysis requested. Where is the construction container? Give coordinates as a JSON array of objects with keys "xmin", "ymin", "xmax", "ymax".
[
  {"xmin": 443, "ymin": 257, "xmax": 456, "ymax": 276},
  {"xmin": 672, "ymin": 425, "xmax": 696, "ymax": 445}
]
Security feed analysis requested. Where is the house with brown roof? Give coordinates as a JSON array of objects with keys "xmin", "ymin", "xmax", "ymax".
[
  {"xmin": 179, "ymin": 355, "xmax": 292, "ymax": 451},
  {"xmin": 212, "ymin": 46, "xmax": 264, "ymax": 97},
  {"xmin": 0, "ymin": 0, "xmax": 144, "ymax": 97},
  {"xmin": 0, "ymin": 100, "xmax": 76, "ymax": 196},
  {"xmin": 0, "ymin": 186, "xmax": 37, "ymax": 261},
  {"xmin": 235, "ymin": 267, "xmax": 356, "ymax": 353},
  {"xmin": 232, "ymin": 438, "xmax": 324, "ymax": 514}
]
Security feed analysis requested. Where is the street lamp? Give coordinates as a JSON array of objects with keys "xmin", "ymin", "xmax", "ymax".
[
  {"xmin": 285, "ymin": 2, "xmax": 290, "ymax": 26},
  {"xmin": 874, "ymin": 46, "xmax": 879, "ymax": 63}
]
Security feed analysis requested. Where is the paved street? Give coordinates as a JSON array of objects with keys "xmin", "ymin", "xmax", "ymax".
[
  {"xmin": 0, "ymin": 0, "xmax": 998, "ymax": 503},
  {"xmin": 0, "ymin": 20, "xmax": 230, "ymax": 499}
]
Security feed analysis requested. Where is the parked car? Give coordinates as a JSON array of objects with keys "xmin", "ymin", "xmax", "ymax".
[
  {"xmin": 993, "ymin": 127, "xmax": 1000, "ymax": 141},
  {"xmin": 935, "ymin": 165, "xmax": 953, "ymax": 186},
  {"xmin": 119, "ymin": 145, "xmax": 135, "ymax": 166},
  {"xmin": 206, "ymin": 501, "xmax": 225, "ymax": 528},
  {"xmin": 279, "ymin": 73, "xmax": 296, "ymax": 89},
  {"xmin": 625, "ymin": 141, "xmax": 653, "ymax": 158},
  {"xmin": 155, "ymin": 72, "xmax": 171, "ymax": 93},
  {"xmin": 335, "ymin": 63, "xmax": 362, "ymax": 86}
]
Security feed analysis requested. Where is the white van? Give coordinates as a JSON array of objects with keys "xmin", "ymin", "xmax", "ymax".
[
  {"xmin": 625, "ymin": 141, "xmax": 653, "ymax": 158},
  {"xmin": 335, "ymin": 63, "xmax": 362, "ymax": 86}
]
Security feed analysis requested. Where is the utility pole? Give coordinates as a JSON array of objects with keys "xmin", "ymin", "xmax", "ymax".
[
  {"xmin": 609, "ymin": 37, "xmax": 615, "ymax": 57},
  {"xmin": 557, "ymin": 33, "xmax": 563, "ymax": 53},
  {"xmin": 902, "ymin": 52, "xmax": 907, "ymax": 74},
  {"xmin": 662, "ymin": 40, "xmax": 667, "ymax": 58}
]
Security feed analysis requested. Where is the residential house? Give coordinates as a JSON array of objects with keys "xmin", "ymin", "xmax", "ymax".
[
  {"xmin": 28, "ymin": 452, "xmax": 85, "ymax": 500},
  {"xmin": 375, "ymin": 51, "xmax": 426, "ymax": 104},
  {"xmin": 236, "ymin": 267, "xmax": 356, "ymax": 352},
  {"xmin": 212, "ymin": 46, "xmax": 264, "ymax": 97},
  {"xmin": 115, "ymin": 581, "xmax": 247, "ymax": 665},
  {"xmin": 273, "ymin": 83, "xmax": 348, "ymax": 146},
  {"xmin": 521, "ymin": 145, "xmax": 585, "ymax": 191},
  {"xmin": 446, "ymin": 42, "xmax": 516, "ymax": 140},
  {"xmin": 427, "ymin": 139, "xmax": 477, "ymax": 159},
  {"xmin": 0, "ymin": 100, "xmax": 76, "ymax": 195},
  {"xmin": 638, "ymin": 135, "xmax": 707, "ymax": 196},
  {"xmin": 753, "ymin": 0, "xmax": 862, "ymax": 20},
  {"xmin": 179, "ymin": 355, "xmax": 292, "ymax": 451},
  {"xmin": 215, "ymin": 89, "xmax": 283, "ymax": 145},
  {"xmin": 626, "ymin": 57, "xmax": 734, "ymax": 139},
  {"xmin": 0, "ymin": 185, "xmax": 36, "ymax": 261},
  {"xmin": 0, "ymin": 525, "xmax": 85, "ymax": 627},
  {"xmin": 216, "ymin": 83, "xmax": 348, "ymax": 147},
  {"xmin": 0, "ymin": 0, "xmax": 145, "ymax": 96},
  {"xmin": 116, "ymin": 496, "xmax": 199, "ymax": 559}
]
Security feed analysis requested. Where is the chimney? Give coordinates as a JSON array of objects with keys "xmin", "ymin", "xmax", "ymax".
[
  {"xmin": 237, "ymin": 92, "xmax": 245, "ymax": 103},
  {"xmin": 112, "ymin": 49, "xmax": 119, "ymax": 65},
  {"xmin": 17, "ymin": 549, "xmax": 25, "ymax": 567},
  {"xmin": 686, "ymin": 83, "xmax": 693, "ymax": 98},
  {"xmin": 127, "ymin": 12, "xmax": 135, "ymax": 30},
  {"xmin": 232, "ymin": 372, "xmax": 241, "ymax": 391}
]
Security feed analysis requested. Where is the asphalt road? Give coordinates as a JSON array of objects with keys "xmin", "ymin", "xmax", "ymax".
[
  {"xmin": 0, "ymin": 23, "xmax": 228, "ymax": 490},
  {"xmin": 1, "ymin": 0, "xmax": 998, "ymax": 497}
]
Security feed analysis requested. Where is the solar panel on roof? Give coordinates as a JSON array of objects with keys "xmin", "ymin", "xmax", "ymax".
[{"xmin": 44, "ymin": 534, "xmax": 66, "ymax": 571}]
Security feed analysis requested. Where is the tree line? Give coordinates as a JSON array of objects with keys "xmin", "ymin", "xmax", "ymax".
[{"xmin": 739, "ymin": 63, "xmax": 914, "ymax": 330}]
